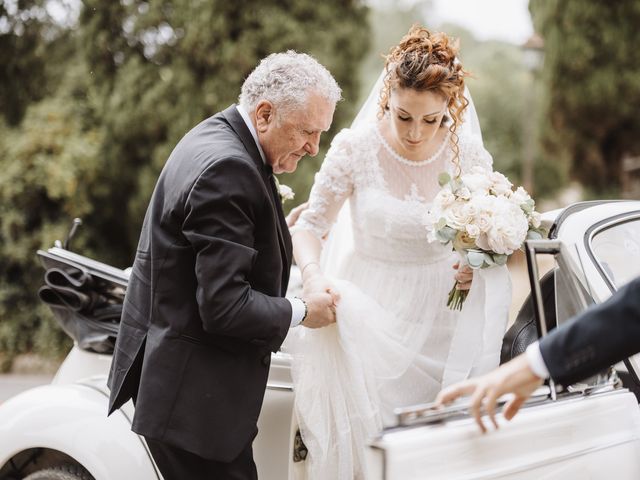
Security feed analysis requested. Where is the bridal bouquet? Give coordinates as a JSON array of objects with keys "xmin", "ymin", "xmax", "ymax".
[{"xmin": 425, "ymin": 166, "xmax": 545, "ymax": 310}]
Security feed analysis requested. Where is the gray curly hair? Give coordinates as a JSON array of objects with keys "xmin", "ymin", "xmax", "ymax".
[{"xmin": 239, "ymin": 51, "xmax": 342, "ymax": 115}]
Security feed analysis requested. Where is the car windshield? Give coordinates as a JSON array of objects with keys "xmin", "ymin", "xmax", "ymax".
[{"xmin": 590, "ymin": 218, "xmax": 640, "ymax": 289}]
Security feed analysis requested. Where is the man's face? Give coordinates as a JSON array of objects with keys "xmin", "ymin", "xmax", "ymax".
[{"xmin": 255, "ymin": 92, "xmax": 335, "ymax": 174}]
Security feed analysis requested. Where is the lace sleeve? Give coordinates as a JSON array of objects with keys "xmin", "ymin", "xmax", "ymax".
[
  {"xmin": 458, "ymin": 134, "xmax": 494, "ymax": 173},
  {"xmin": 291, "ymin": 129, "xmax": 355, "ymax": 240}
]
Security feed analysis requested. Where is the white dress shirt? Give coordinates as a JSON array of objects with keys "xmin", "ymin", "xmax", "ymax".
[
  {"xmin": 525, "ymin": 341, "xmax": 551, "ymax": 379},
  {"xmin": 236, "ymin": 105, "xmax": 305, "ymax": 328}
]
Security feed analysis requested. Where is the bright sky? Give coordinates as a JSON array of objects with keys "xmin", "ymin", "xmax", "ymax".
[{"xmin": 430, "ymin": 0, "xmax": 534, "ymax": 45}]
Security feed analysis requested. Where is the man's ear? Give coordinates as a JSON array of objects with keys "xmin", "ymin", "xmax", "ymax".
[{"xmin": 255, "ymin": 100, "xmax": 274, "ymax": 133}]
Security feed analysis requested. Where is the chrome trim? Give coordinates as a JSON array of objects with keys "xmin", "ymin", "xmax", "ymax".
[
  {"xmin": 525, "ymin": 239, "xmax": 561, "ymax": 400},
  {"xmin": 394, "ymin": 381, "xmax": 621, "ymax": 428},
  {"xmin": 266, "ymin": 382, "xmax": 293, "ymax": 392},
  {"xmin": 584, "ymin": 211, "xmax": 640, "ymax": 386},
  {"xmin": 394, "ymin": 386, "xmax": 551, "ymax": 427}
]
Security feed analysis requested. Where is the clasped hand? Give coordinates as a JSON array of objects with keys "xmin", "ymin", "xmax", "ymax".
[{"xmin": 300, "ymin": 270, "xmax": 339, "ymax": 329}]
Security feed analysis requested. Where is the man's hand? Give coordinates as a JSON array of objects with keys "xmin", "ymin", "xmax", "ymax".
[
  {"xmin": 435, "ymin": 354, "xmax": 544, "ymax": 433},
  {"xmin": 286, "ymin": 202, "xmax": 309, "ymax": 229},
  {"xmin": 453, "ymin": 261, "xmax": 473, "ymax": 291},
  {"xmin": 301, "ymin": 291, "xmax": 336, "ymax": 329}
]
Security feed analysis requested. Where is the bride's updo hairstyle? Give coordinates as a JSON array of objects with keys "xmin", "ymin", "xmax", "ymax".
[{"xmin": 379, "ymin": 25, "xmax": 469, "ymax": 173}]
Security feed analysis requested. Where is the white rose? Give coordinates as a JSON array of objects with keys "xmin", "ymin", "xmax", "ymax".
[
  {"xmin": 511, "ymin": 186, "xmax": 532, "ymax": 207},
  {"xmin": 530, "ymin": 211, "xmax": 542, "ymax": 229},
  {"xmin": 460, "ymin": 171, "xmax": 492, "ymax": 194},
  {"xmin": 444, "ymin": 201, "xmax": 473, "ymax": 230},
  {"xmin": 434, "ymin": 187, "xmax": 455, "ymax": 208},
  {"xmin": 476, "ymin": 211, "xmax": 493, "ymax": 233},
  {"xmin": 278, "ymin": 184, "xmax": 295, "ymax": 202},
  {"xmin": 470, "ymin": 195, "xmax": 495, "ymax": 233},
  {"xmin": 476, "ymin": 233, "xmax": 490, "ymax": 250},
  {"xmin": 489, "ymin": 171, "xmax": 513, "ymax": 197},
  {"xmin": 485, "ymin": 196, "xmax": 529, "ymax": 254},
  {"xmin": 469, "ymin": 165, "xmax": 488, "ymax": 176},
  {"xmin": 465, "ymin": 224, "xmax": 480, "ymax": 237},
  {"xmin": 463, "ymin": 200, "xmax": 479, "ymax": 218},
  {"xmin": 456, "ymin": 186, "xmax": 472, "ymax": 200}
]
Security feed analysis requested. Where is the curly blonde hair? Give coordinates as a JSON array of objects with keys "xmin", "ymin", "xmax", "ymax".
[{"xmin": 379, "ymin": 25, "xmax": 469, "ymax": 175}]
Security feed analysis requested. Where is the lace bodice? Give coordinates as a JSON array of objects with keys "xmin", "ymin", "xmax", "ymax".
[{"xmin": 293, "ymin": 122, "xmax": 494, "ymax": 263}]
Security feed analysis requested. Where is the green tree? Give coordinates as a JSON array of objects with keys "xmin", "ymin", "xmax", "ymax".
[
  {"xmin": 530, "ymin": 0, "xmax": 640, "ymax": 195},
  {"xmin": 75, "ymin": 0, "xmax": 369, "ymax": 260},
  {"xmin": 449, "ymin": 27, "xmax": 566, "ymax": 200},
  {"xmin": 0, "ymin": 72, "xmax": 104, "ymax": 367},
  {"xmin": 0, "ymin": 0, "xmax": 73, "ymax": 126},
  {"xmin": 0, "ymin": 0, "xmax": 369, "ymax": 368}
]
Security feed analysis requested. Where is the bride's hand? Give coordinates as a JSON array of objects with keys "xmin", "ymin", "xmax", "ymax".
[
  {"xmin": 286, "ymin": 202, "xmax": 309, "ymax": 229},
  {"xmin": 302, "ymin": 266, "xmax": 340, "ymax": 304},
  {"xmin": 453, "ymin": 261, "xmax": 473, "ymax": 290}
]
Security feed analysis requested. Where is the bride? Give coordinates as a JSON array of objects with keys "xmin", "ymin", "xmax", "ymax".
[{"xmin": 285, "ymin": 25, "xmax": 511, "ymax": 479}]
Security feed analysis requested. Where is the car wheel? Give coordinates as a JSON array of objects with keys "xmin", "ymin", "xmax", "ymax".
[{"xmin": 23, "ymin": 464, "xmax": 94, "ymax": 480}]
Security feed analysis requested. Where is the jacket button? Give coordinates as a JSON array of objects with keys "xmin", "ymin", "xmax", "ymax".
[{"xmin": 262, "ymin": 354, "xmax": 271, "ymax": 366}]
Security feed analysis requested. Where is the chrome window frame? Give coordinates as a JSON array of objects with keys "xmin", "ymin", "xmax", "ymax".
[
  {"xmin": 584, "ymin": 209, "xmax": 640, "ymax": 385},
  {"xmin": 584, "ymin": 210, "xmax": 640, "ymax": 294}
]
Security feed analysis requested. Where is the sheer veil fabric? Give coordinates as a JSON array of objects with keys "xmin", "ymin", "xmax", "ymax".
[{"xmin": 284, "ymin": 70, "xmax": 511, "ymax": 480}]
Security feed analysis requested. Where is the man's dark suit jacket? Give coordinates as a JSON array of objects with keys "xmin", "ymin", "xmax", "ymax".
[
  {"xmin": 107, "ymin": 105, "xmax": 293, "ymax": 462},
  {"xmin": 540, "ymin": 275, "xmax": 640, "ymax": 386}
]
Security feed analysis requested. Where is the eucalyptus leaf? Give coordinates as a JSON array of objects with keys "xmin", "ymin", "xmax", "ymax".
[
  {"xmin": 483, "ymin": 253, "xmax": 496, "ymax": 266},
  {"xmin": 466, "ymin": 250, "xmax": 486, "ymax": 268},
  {"xmin": 438, "ymin": 172, "xmax": 451, "ymax": 187},
  {"xmin": 436, "ymin": 226, "xmax": 457, "ymax": 243},
  {"xmin": 527, "ymin": 229, "xmax": 543, "ymax": 240},
  {"xmin": 493, "ymin": 254, "xmax": 508, "ymax": 265}
]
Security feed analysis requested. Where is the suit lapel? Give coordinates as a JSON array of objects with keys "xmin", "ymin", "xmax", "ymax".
[
  {"xmin": 221, "ymin": 106, "xmax": 292, "ymax": 288},
  {"xmin": 267, "ymin": 177, "xmax": 293, "ymax": 292}
]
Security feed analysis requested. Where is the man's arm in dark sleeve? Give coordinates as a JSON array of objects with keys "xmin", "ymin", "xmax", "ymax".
[
  {"xmin": 183, "ymin": 157, "xmax": 290, "ymax": 352},
  {"xmin": 540, "ymin": 276, "xmax": 640, "ymax": 386}
]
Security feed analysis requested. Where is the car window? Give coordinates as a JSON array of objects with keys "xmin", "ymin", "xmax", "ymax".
[
  {"xmin": 554, "ymin": 243, "xmax": 594, "ymax": 327},
  {"xmin": 590, "ymin": 218, "xmax": 640, "ymax": 288}
]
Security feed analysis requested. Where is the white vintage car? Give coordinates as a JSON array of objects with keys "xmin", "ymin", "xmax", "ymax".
[{"xmin": 1, "ymin": 200, "xmax": 639, "ymax": 480}]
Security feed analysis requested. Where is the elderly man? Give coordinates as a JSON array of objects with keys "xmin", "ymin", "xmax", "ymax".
[
  {"xmin": 436, "ymin": 275, "xmax": 640, "ymax": 433},
  {"xmin": 107, "ymin": 51, "xmax": 341, "ymax": 479}
]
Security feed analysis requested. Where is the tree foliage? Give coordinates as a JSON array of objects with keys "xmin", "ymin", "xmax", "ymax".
[
  {"xmin": 0, "ymin": 0, "xmax": 369, "ymax": 367},
  {"xmin": 446, "ymin": 27, "xmax": 567, "ymax": 200},
  {"xmin": 530, "ymin": 0, "xmax": 640, "ymax": 194}
]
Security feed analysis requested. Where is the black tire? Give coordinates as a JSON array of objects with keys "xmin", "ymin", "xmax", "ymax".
[{"xmin": 23, "ymin": 464, "xmax": 94, "ymax": 480}]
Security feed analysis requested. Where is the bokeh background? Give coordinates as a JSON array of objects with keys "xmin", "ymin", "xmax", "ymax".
[{"xmin": 1, "ymin": 0, "xmax": 639, "ymax": 370}]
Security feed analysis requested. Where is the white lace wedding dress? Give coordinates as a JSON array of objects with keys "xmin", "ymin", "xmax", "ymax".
[{"xmin": 285, "ymin": 121, "xmax": 511, "ymax": 480}]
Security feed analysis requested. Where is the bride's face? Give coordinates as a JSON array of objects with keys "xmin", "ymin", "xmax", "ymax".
[{"xmin": 387, "ymin": 87, "xmax": 448, "ymax": 155}]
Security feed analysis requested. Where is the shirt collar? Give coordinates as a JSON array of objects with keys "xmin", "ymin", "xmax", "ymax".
[{"xmin": 236, "ymin": 104, "xmax": 267, "ymax": 165}]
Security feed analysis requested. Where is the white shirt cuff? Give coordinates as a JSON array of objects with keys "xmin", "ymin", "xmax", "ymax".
[
  {"xmin": 288, "ymin": 297, "xmax": 306, "ymax": 328},
  {"xmin": 526, "ymin": 341, "xmax": 550, "ymax": 379}
]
